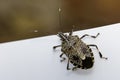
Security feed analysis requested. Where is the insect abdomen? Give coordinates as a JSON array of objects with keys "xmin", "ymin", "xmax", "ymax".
[{"xmin": 82, "ymin": 57, "xmax": 94, "ymax": 69}]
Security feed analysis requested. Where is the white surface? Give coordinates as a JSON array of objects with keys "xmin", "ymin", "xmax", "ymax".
[{"xmin": 0, "ymin": 23, "xmax": 120, "ymax": 80}]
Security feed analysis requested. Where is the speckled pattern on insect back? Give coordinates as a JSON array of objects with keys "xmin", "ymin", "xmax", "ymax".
[{"xmin": 53, "ymin": 31, "xmax": 107, "ymax": 71}]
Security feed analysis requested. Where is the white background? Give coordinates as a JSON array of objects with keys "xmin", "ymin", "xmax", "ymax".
[{"xmin": 0, "ymin": 23, "xmax": 120, "ymax": 80}]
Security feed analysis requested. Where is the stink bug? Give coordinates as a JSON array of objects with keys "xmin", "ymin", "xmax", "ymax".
[{"xmin": 53, "ymin": 30, "xmax": 107, "ymax": 71}]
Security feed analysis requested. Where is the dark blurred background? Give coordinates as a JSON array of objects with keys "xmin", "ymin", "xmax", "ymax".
[{"xmin": 0, "ymin": 0, "xmax": 120, "ymax": 43}]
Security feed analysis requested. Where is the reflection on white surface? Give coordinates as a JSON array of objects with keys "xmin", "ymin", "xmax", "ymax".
[{"xmin": 0, "ymin": 23, "xmax": 120, "ymax": 80}]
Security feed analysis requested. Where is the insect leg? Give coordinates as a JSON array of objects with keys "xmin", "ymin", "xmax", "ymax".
[
  {"xmin": 67, "ymin": 58, "xmax": 71, "ymax": 70},
  {"xmin": 53, "ymin": 45, "xmax": 61, "ymax": 49},
  {"xmin": 80, "ymin": 33, "xmax": 100, "ymax": 39},
  {"xmin": 72, "ymin": 66, "xmax": 78, "ymax": 71},
  {"xmin": 60, "ymin": 53, "xmax": 66, "ymax": 62},
  {"xmin": 88, "ymin": 44, "xmax": 108, "ymax": 60}
]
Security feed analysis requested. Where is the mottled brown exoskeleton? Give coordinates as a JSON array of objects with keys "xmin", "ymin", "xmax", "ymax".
[{"xmin": 53, "ymin": 30, "xmax": 107, "ymax": 71}]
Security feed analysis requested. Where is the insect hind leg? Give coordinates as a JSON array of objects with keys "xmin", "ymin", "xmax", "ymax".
[
  {"xmin": 72, "ymin": 66, "xmax": 78, "ymax": 71},
  {"xmin": 88, "ymin": 44, "xmax": 108, "ymax": 60}
]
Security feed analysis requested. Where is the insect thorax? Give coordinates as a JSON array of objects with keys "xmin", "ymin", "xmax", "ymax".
[
  {"xmin": 61, "ymin": 35, "xmax": 90, "ymax": 57},
  {"xmin": 61, "ymin": 35, "xmax": 94, "ymax": 69}
]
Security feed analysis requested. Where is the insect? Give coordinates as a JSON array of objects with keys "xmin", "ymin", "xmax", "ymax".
[{"xmin": 53, "ymin": 30, "xmax": 107, "ymax": 71}]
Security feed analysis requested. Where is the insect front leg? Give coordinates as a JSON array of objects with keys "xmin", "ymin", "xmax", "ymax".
[
  {"xmin": 88, "ymin": 44, "xmax": 108, "ymax": 60},
  {"xmin": 53, "ymin": 45, "xmax": 61, "ymax": 49},
  {"xmin": 80, "ymin": 33, "xmax": 100, "ymax": 39},
  {"xmin": 60, "ymin": 53, "xmax": 66, "ymax": 62}
]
